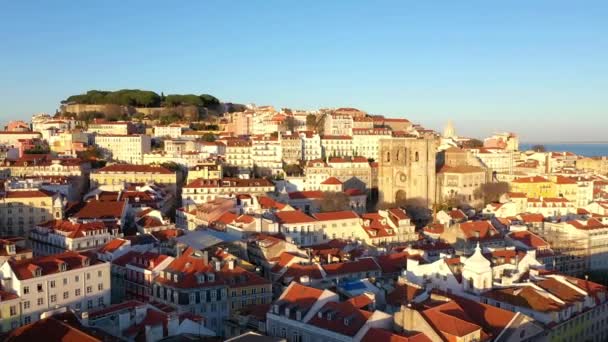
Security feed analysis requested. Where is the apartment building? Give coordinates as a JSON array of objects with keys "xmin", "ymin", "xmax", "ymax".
[
  {"xmin": 94, "ymin": 134, "xmax": 151, "ymax": 164},
  {"xmin": 323, "ymin": 114, "xmax": 353, "ymax": 136},
  {"xmin": 183, "ymin": 178, "xmax": 274, "ymax": 205},
  {"xmin": 151, "ymin": 248, "xmax": 271, "ymax": 336},
  {"xmin": 90, "ymin": 164, "xmax": 176, "ymax": 191},
  {"xmin": 87, "ymin": 120, "xmax": 135, "ymax": 135},
  {"xmin": 0, "ymin": 131, "xmax": 42, "ymax": 146},
  {"xmin": 153, "ymin": 123, "xmax": 189, "ymax": 138},
  {"xmin": 436, "ymin": 164, "xmax": 488, "ymax": 207},
  {"xmin": 351, "ymin": 127, "xmax": 391, "ymax": 160},
  {"xmin": 305, "ymin": 157, "xmax": 371, "ymax": 191},
  {"xmin": 299, "ymin": 131, "xmax": 322, "ymax": 161},
  {"xmin": 29, "ymin": 219, "xmax": 120, "ymax": 256},
  {"xmin": 0, "ymin": 251, "xmax": 111, "ymax": 328},
  {"xmin": 320, "ymin": 135, "xmax": 353, "ymax": 158},
  {"xmin": 188, "ymin": 162, "xmax": 223, "ymax": 182},
  {"xmin": 510, "ymin": 176, "xmax": 556, "ymax": 199},
  {"xmin": 266, "ymin": 282, "xmax": 392, "ymax": 342},
  {"xmin": 0, "ymin": 189, "xmax": 64, "ymax": 237},
  {"xmin": 224, "ymin": 139, "xmax": 253, "ymax": 170},
  {"xmin": 280, "ymin": 133, "xmax": 302, "ymax": 164},
  {"xmin": 251, "ymin": 134, "xmax": 282, "ymax": 176}
]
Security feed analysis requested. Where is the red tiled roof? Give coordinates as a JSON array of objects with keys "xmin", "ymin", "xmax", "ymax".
[
  {"xmin": 3, "ymin": 189, "xmax": 55, "ymax": 198},
  {"xmin": 70, "ymin": 200, "xmax": 127, "ymax": 220},
  {"xmin": 459, "ymin": 221, "xmax": 499, "ymax": 241},
  {"xmin": 321, "ymin": 176, "xmax": 343, "ymax": 185},
  {"xmin": 421, "ymin": 301, "xmax": 484, "ymax": 339},
  {"xmin": 257, "ymin": 196, "xmax": 287, "ymax": 210},
  {"xmin": 387, "ymin": 283, "xmax": 425, "ymax": 306},
  {"xmin": 37, "ymin": 220, "xmax": 109, "ymax": 238},
  {"xmin": 312, "ymin": 211, "xmax": 359, "ymax": 221},
  {"xmin": 322, "ymin": 258, "xmax": 380, "ymax": 276},
  {"xmin": 98, "ymin": 238, "xmax": 128, "ymax": 253},
  {"xmin": 308, "ymin": 301, "xmax": 372, "ymax": 337},
  {"xmin": 362, "ymin": 328, "xmax": 432, "ymax": 342},
  {"xmin": 518, "ymin": 213, "xmax": 545, "ymax": 223},
  {"xmin": 9, "ymin": 251, "xmax": 99, "ymax": 280},
  {"xmin": 377, "ymin": 252, "xmax": 410, "ymax": 274},
  {"xmin": 96, "ymin": 164, "xmax": 173, "ymax": 174},
  {"xmin": 5, "ymin": 316, "xmax": 101, "ymax": 342},
  {"xmin": 508, "ymin": 231, "xmax": 549, "ymax": 248},
  {"xmin": 276, "ymin": 210, "xmax": 316, "ymax": 224},
  {"xmin": 279, "ymin": 282, "xmax": 324, "ymax": 312},
  {"xmin": 483, "ymin": 286, "xmax": 564, "ymax": 312}
]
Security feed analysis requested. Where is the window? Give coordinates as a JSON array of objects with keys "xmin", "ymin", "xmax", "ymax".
[
  {"xmin": 63, "ymin": 278, "xmax": 68, "ymax": 285},
  {"xmin": 75, "ymin": 275, "xmax": 79, "ymax": 282},
  {"xmin": 10, "ymin": 306, "xmax": 17, "ymax": 316},
  {"xmin": 75, "ymin": 289, "xmax": 81, "ymax": 296},
  {"xmin": 23, "ymin": 286, "xmax": 29, "ymax": 294},
  {"xmin": 98, "ymin": 284, "xmax": 103, "ymax": 291},
  {"xmin": 87, "ymin": 286, "xmax": 92, "ymax": 294},
  {"xmin": 50, "ymin": 295, "xmax": 57, "ymax": 303},
  {"xmin": 63, "ymin": 291, "xmax": 69, "ymax": 299},
  {"xmin": 24, "ymin": 316, "xmax": 31, "ymax": 324},
  {"xmin": 37, "ymin": 298, "xmax": 44, "ymax": 306},
  {"xmin": 98, "ymin": 270, "xmax": 102, "ymax": 278},
  {"xmin": 50, "ymin": 280, "xmax": 56, "ymax": 288},
  {"xmin": 86, "ymin": 273, "xmax": 91, "ymax": 280},
  {"xmin": 23, "ymin": 301, "xmax": 30, "ymax": 309},
  {"xmin": 37, "ymin": 284, "xmax": 43, "ymax": 292},
  {"xmin": 98, "ymin": 297, "xmax": 104, "ymax": 306},
  {"xmin": 87, "ymin": 300, "xmax": 93, "ymax": 309}
]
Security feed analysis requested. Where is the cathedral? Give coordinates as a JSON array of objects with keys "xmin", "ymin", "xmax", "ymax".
[{"xmin": 377, "ymin": 135, "xmax": 438, "ymax": 206}]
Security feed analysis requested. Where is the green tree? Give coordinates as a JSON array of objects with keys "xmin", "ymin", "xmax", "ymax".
[
  {"xmin": 319, "ymin": 192, "xmax": 351, "ymax": 212},
  {"xmin": 531, "ymin": 144, "xmax": 546, "ymax": 152},
  {"xmin": 306, "ymin": 114, "xmax": 317, "ymax": 130}
]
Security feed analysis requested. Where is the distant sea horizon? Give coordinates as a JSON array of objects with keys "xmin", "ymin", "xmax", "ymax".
[{"xmin": 520, "ymin": 143, "xmax": 608, "ymax": 157}]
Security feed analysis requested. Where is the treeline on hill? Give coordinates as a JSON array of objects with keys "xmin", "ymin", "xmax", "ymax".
[{"xmin": 62, "ymin": 89, "xmax": 220, "ymax": 108}]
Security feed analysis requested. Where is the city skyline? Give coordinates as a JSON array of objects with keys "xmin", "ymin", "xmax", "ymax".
[{"xmin": 1, "ymin": 0, "xmax": 607, "ymax": 142}]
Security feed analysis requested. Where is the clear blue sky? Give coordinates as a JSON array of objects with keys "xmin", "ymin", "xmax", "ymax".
[{"xmin": 1, "ymin": 1, "xmax": 606, "ymax": 142}]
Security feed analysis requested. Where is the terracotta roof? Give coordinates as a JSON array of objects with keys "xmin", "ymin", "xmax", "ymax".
[
  {"xmin": 421, "ymin": 301, "xmax": 484, "ymax": 339},
  {"xmin": 96, "ymin": 164, "xmax": 173, "ymax": 174},
  {"xmin": 257, "ymin": 196, "xmax": 287, "ymax": 210},
  {"xmin": 322, "ymin": 258, "xmax": 380, "ymax": 277},
  {"xmin": 555, "ymin": 175, "xmax": 577, "ymax": 184},
  {"xmin": 483, "ymin": 286, "xmax": 564, "ymax": 312},
  {"xmin": 98, "ymin": 238, "xmax": 128, "ymax": 253},
  {"xmin": 321, "ymin": 176, "xmax": 343, "ymax": 185},
  {"xmin": 377, "ymin": 252, "xmax": 410, "ymax": 274},
  {"xmin": 37, "ymin": 219, "xmax": 109, "ymax": 238},
  {"xmin": 362, "ymin": 328, "xmax": 432, "ymax": 342},
  {"xmin": 312, "ymin": 211, "xmax": 359, "ymax": 221},
  {"xmin": 70, "ymin": 200, "xmax": 127, "ymax": 220},
  {"xmin": 9, "ymin": 251, "xmax": 99, "ymax": 280},
  {"xmin": 507, "ymin": 192, "xmax": 527, "ymax": 198},
  {"xmin": 5, "ymin": 315, "xmax": 102, "ymax": 342},
  {"xmin": 459, "ymin": 221, "xmax": 499, "ymax": 241},
  {"xmin": 387, "ymin": 283, "xmax": 425, "ymax": 306},
  {"xmin": 308, "ymin": 300, "xmax": 372, "ymax": 336},
  {"xmin": 508, "ymin": 231, "xmax": 549, "ymax": 248},
  {"xmin": 276, "ymin": 210, "xmax": 316, "ymax": 224},
  {"xmin": 279, "ymin": 282, "xmax": 324, "ymax": 313},
  {"xmin": 518, "ymin": 213, "xmax": 545, "ymax": 223},
  {"xmin": 3, "ymin": 189, "xmax": 55, "ymax": 198}
]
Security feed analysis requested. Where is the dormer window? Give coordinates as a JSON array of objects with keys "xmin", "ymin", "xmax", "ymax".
[
  {"xmin": 59, "ymin": 263, "xmax": 67, "ymax": 272},
  {"xmin": 35, "ymin": 268, "xmax": 42, "ymax": 277},
  {"xmin": 82, "ymin": 258, "xmax": 90, "ymax": 267}
]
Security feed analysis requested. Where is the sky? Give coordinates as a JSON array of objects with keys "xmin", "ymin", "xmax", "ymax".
[{"xmin": 0, "ymin": 1, "xmax": 607, "ymax": 142}]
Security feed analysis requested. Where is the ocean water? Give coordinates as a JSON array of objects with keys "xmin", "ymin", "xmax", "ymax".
[{"xmin": 520, "ymin": 143, "xmax": 608, "ymax": 157}]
